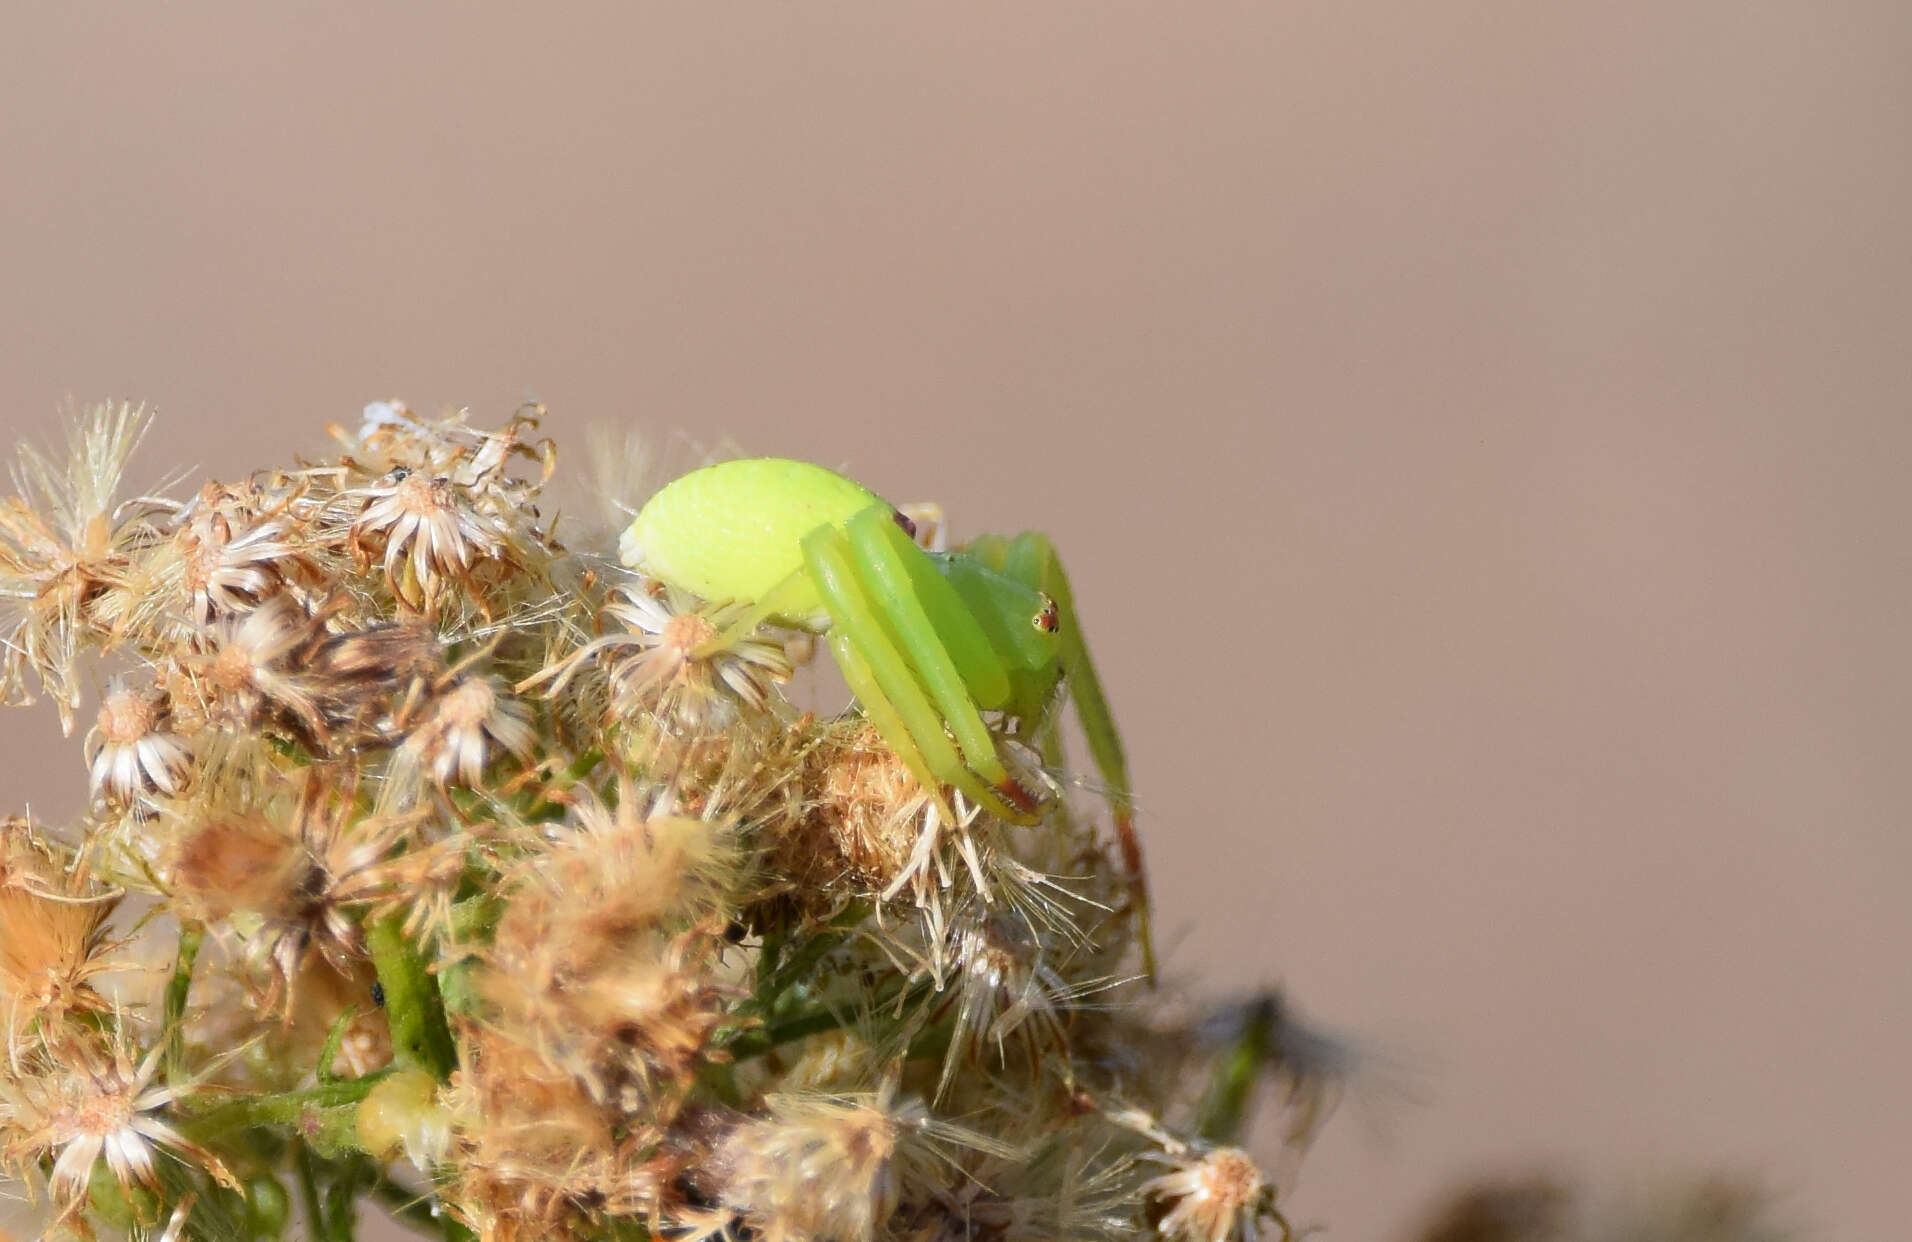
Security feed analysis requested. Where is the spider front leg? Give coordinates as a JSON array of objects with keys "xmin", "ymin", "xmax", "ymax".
[
  {"xmin": 801, "ymin": 515, "xmax": 1040, "ymax": 827},
  {"xmin": 966, "ymin": 530, "xmax": 1153, "ymax": 983}
]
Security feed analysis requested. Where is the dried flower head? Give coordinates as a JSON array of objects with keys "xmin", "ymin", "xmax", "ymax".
[
  {"xmin": 173, "ymin": 489, "xmax": 312, "ymax": 626},
  {"xmin": 84, "ymin": 681, "xmax": 193, "ymax": 804},
  {"xmin": 0, "ymin": 823, "xmax": 124, "ymax": 1058},
  {"xmin": 0, "ymin": 403, "xmax": 168, "ymax": 731},
  {"xmin": 165, "ymin": 773, "xmax": 398, "ymax": 1014},
  {"xmin": 477, "ymin": 789, "xmax": 743, "ymax": 1111},
  {"xmin": 930, "ymin": 908, "xmax": 1098, "ymax": 1100},
  {"xmin": 440, "ymin": 1023, "xmax": 661, "ymax": 1242},
  {"xmin": 0, "ymin": 1034, "xmax": 239, "ymax": 1227},
  {"xmin": 708, "ymin": 1091, "xmax": 1010, "ymax": 1242},
  {"xmin": 391, "ymin": 666, "xmax": 538, "ymax": 792},
  {"xmin": 1142, "ymin": 1146, "xmax": 1285, "ymax": 1242},
  {"xmin": 183, "ymin": 592, "xmax": 331, "ymax": 746},
  {"xmin": 521, "ymin": 580, "xmax": 791, "ymax": 729}
]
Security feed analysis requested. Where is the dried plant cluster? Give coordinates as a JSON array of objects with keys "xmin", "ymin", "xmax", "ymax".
[{"xmin": 0, "ymin": 403, "xmax": 1328, "ymax": 1242}]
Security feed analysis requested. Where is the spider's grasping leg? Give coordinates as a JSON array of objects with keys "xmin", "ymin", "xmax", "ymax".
[
  {"xmin": 969, "ymin": 530, "xmax": 1153, "ymax": 983},
  {"xmin": 802, "ymin": 522, "xmax": 1034, "ymax": 826}
]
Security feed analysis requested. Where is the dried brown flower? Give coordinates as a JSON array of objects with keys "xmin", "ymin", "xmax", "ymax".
[
  {"xmin": 0, "ymin": 403, "xmax": 169, "ymax": 731},
  {"xmin": 521, "ymin": 580, "xmax": 791, "ymax": 729},
  {"xmin": 0, "ymin": 1034, "xmax": 239, "ymax": 1227},
  {"xmin": 0, "ymin": 823, "xmax": 124, "ymax": 1058},
  {"xmin": 84, "ymin": 681, "xmax": 193, "ymax": 804}
]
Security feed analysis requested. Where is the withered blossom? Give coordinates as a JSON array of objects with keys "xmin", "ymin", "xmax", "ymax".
[
  {"xmin": 0, "ymin": 403, "xmax": 170, "ymax": 732},
  {"xmin": 0, "ymin": 404, "xmax": 1292, "ymax": 1242},
  {"xmin": 165, "ymin": 772, "xmax": 400, "ymax": 1015},
  {"xmin": 708, "ymin": 1092, "xmax": 1011, "ymax": 1242},
  {"xmin": 184, "ymin": 592, "xmax": 332, "ymax": 745},
  {"xmin": 392, "ymin": 668, "xmax": 538, "ymax": 790},
  {"xmin": 1141, "ymin": 1147, "xmax": 1286, "ymax": 1242},
  {"xmin": 931, "ymin": 909, "xmax": 1092, "ymax": 1099},
  {"xmin": 346, "ymin": 466, "xmax": 516, "ymax": 613},
  {"xmin": 175, "ymin": 501, "xmax": 311, "ymax": 627},
  {"xmin": 0, "ymin": 1035, "xmax": 239, "ymax": 1226},
  {"xmin": 83, "ymin": 681, "xmax": 193, "ymax": 804},
  {"xmin": 0, "ymin": 823, "xmax": 124, "ymax": 1058},
  {"xmin": 521, "ymin": 579, "xmax": 791, "ymax": 727}
]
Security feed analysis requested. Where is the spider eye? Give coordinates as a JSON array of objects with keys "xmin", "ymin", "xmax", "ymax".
[
  {"xmin": 1033, "ymin": 594, "xmax": 1060, "ymax": 633},
  {"xmin": 891, "ymin": 509, "xmax": 917, "ymax": 539}
]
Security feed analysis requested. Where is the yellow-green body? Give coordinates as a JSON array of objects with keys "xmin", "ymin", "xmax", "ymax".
[
  {"xmin": 623, "ymin": 455, "xmax": 1153, "ymax": 978},
  {"xmin": 621, "ymin": 458, "xmax": 881, "ymax": 626}
]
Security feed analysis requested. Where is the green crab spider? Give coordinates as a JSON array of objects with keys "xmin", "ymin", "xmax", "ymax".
[{"xmin": 621, "ymin": 457, "xmax": 1151, "ymax": 977}]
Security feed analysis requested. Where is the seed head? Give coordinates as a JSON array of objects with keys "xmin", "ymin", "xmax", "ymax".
[
  {"xmin": 393, "ymin": 671, "xmax": 538, "ymax": 791},
  {"xmin": 186, "ymin": 593, "xmax": 331, "ymax": 746},
  {"xmin": 0, "ymin": 823, "xmax": 124, "ymax": 1060},
  {"xmin": 520, "ymin": 580, "xmax": 790, "ymax": 730},
  {"xmin": 84, "ymin": 682, "xmax": 193, "ymax": 804},
  {"xmin": 710, "ymin": 1092, "xmax": 1008, "ymax": 1242},
  {"xmin": 346, "ymin": 467, "xmax": 514, "ymax": 614},
  {"xmin": 164, "ymin": 773, "xmax": 399, "ymax": 1015},
  {"xmin": 1142, "ymin": 1147, "xmax": 1284, "ymax": 1242},
  {"xmin": 0, "ymin": 403, "xmax": 167, "ymax": 732},
  {"xmin": 0, "ymin": 1033, "xmax": 239, "ymax": 1227}
]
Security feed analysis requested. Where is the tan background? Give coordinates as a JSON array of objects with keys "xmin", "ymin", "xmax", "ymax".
[{"xmin": 3, "ymin": 4, "xmax": 1907, "ymax": 1239}]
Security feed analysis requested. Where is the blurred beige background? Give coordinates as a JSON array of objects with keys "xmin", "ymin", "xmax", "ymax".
[{"xmin": 3, "ymin": 4, "xmax": 1907, "ymax": 1239}]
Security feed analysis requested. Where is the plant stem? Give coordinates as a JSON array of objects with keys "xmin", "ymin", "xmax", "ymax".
[
  {"xmin": 163, "ymin": 923, "xmax": 203, "ymax": 1084},
  {"xmin": 294, "ymin": 1142, "xmax": 327, "ymax": 1241},
  {"xmin": 1195, "ymin": 994, "xmax": 1278, "ymax": 1144},
  {"xmin": 178, "ymin": 1072, "xmax": 394, "ymax": 1139},
  {"xmin": 366, "ymin": 915, "xmax": 458, "ymax": 1080}
]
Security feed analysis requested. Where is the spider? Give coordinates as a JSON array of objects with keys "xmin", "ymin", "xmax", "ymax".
[{"xmin": 621, "ymin": 457, "xmax": 1151, "ymax": 975}]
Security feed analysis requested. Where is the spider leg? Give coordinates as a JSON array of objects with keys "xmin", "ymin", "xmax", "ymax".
[
  {"xmin": 981, "ymin": 529, "xmax": 1153, "ymax": 983},
  {"xmin": 843, "ymin": 506, "xmax": 1045, "ymax": 819},
  {"xmin": 827, "ymin": 629, "xmax": 954, "ymax": 822},
  {"xmin": 802, "ymin": 524, "xmax": 1032, "ymax": 825},
  {"xmin": 690, "ymin": 565, "xmax": 814, "ymax": 658}
]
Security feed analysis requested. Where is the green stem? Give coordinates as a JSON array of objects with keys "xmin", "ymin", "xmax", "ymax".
[
  {"xmin": 315, "ymin": 1006, "xmax": 359, "ymax": 1086},
  {"xmin": 741, "ymin": 902, "xmax": 869, "ymax": 1017},
  {"xmin": 294, "ymin": 1142, "xmax": 326, "ymax": 1241},
  {"xmin": 728, "ymin": 976, "xmax": 930, "ymax": 1061},
  {"xmin": 178, "ymin": 1072, "xmax": 393, "ymax": 1139},
  {"xmin": 163, "ymin": 923, "xmax": 203, "ymax": 1084},
  {"xmin": 1195, "ymin": 994, "xmax": 1278, "ymax": 1144},
  {"xmin": 366, "ymin": 916, "xmax": 458, "ymax": 1080}
]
